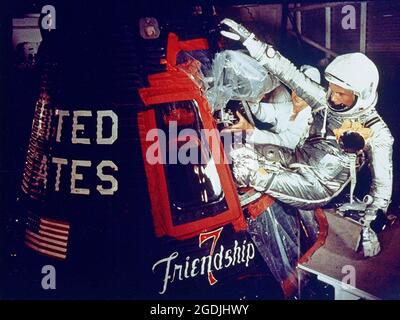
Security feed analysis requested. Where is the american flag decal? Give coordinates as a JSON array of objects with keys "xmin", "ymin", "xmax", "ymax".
[{"xmin": 25, "ymin": 215, "xmax": 70, "ymax": 260}]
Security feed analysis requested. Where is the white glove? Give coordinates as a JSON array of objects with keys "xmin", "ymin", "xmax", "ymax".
[
  {"xmin": 220, "ymin": 18, "xmax": 268, "ymax": 62},
  {"xmin": 230, "ymin": 146, "xmax": 261, "ymax": 187},
  {"xmin": 355, "ymin": 207, "xmax": 381, "ymax": 257},
  {"xmin": 360, "ymin": 226, "xmax": 381, "ymax": 257}
]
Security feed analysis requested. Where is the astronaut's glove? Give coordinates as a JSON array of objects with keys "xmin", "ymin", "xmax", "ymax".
[
  {"xmin": 220, "ymin": 18, "xmax": 268, "ymax": 62},
  {"xmin": 358, "ymin": 225, "xmax": 381, "ymax": 258},
  {"xmin": 230, "ymin": 147, "xmax": 261, "ymax": 186}
]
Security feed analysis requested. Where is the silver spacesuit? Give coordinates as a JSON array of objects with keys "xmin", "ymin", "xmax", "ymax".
[{"xmin": 221, "ymin": 19, "xmax": 394, "ymax": 257}]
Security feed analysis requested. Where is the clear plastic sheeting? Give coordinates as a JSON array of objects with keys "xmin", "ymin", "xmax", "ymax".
[
  {"xmin": 298, "ymin": 209, "xmax": 320, "ymax": 242},
  {"xmin": 176, "ymin": 50, "xmax": 213, "ymax": 92},
  {"xmin": 207, "ymin": 50, "xmax": 280, "ymax": 112},
  {"xmin": 247, "ymin": 203, "xmax": 319, "ymax": 294}
]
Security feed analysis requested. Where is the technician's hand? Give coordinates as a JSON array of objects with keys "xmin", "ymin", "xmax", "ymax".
[{"xmin": 222, "ymin": 111, "xmax": 254, "ymax": 132}]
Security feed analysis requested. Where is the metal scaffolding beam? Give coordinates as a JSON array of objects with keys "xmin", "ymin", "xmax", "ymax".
[
  {"xmin": 290, "ymin": 2, "xmax": 357, "ymax": 12},
  {"xmin": 288, "ymin": 30, "xmax": 339, "ymax": 57}
]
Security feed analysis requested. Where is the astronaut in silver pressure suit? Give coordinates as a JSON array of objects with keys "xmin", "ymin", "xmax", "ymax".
[{"xmin": 220, "ymin": 18, "xmax": 394, "ymax": 257}]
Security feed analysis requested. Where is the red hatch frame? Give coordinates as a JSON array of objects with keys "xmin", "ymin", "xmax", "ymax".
[{"xmin": 138, "ymin": 33, "xmax": 247, "ymax": 240}]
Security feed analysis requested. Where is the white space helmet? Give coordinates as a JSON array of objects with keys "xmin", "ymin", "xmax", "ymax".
[{"xmin": 325, "ymin": 52, "xmax": 379, "ymax": 114}]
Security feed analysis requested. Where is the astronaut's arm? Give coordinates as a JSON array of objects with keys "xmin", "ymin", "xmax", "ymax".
[
  {"xmin": 366, "ymin": 121, "xmax": 394, "ymax": 212},
  {"xmin": 257, "ymin": 51, "xmax": 327, "ymax": 110},
  {"xmin": 220, "ymin": 18, "xmax": 326, "ymax": 109}
]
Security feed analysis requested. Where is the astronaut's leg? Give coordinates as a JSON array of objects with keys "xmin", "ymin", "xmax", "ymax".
[
  {"xmin": 230, "ymin": 144, "xmax": 288, "ymax": 187},
  {"xmin": 250, "ymin": 168, "xmax": 336, "ymax": 209},
  {"xmin": 231, "ymin": 145, "xmax": 350, "ymax": 209},
  {"xmin": 254, "ymin": 144, "xmax": 296, "ymax": 167}
]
